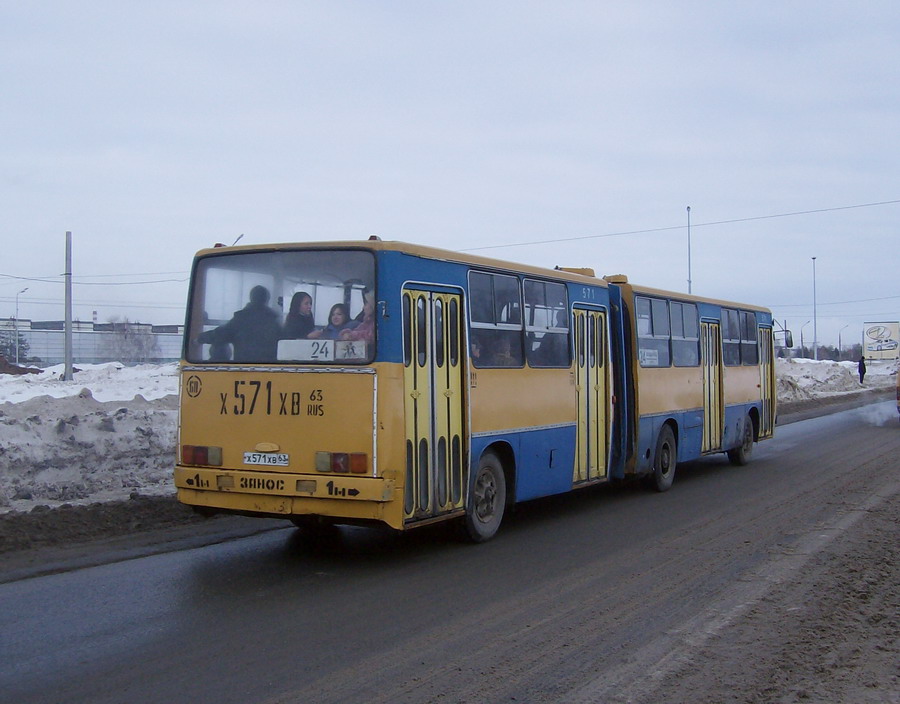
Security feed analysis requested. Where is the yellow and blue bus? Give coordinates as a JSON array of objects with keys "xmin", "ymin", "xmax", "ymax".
[{"xmin": 175, "ymin": 239, "xmax": 776, "ymax": 541}]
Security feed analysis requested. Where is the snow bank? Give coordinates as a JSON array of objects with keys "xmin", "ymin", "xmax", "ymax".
[
  {"xmin": 776, "ymin": 357, "xmax": 896, "ymax": 402},
  {"xmin": 0, "ymin": 363, "xmax": 179, "ymax": 513},
  {"xmin": 0, "ymin": 362, "xmax": 178, "ymax": 404},
  {"xmin": 0, "ymin": 359, "xmax": 896, "ymax": 514}
]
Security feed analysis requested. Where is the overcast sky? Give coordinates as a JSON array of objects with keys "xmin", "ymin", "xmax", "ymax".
[{"xmin": 2, "ymin": 1, "xmax": 898, "ymax": 348}]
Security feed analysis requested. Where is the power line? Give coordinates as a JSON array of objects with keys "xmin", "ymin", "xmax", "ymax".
[
  {"xmin": 0, "ymin": 296, "xmax": 185, "ymax": 311},
  {"xmin": 71, "ymin": 271, "xmax": 189, "ymax": 278},
  {"xmin": 70, "ymin": 278, "xmax": 189, "ymax": 286},
  {"xmin": 463, "ymin": 198, "xmax": 900, "ymax": 252},
  {"xmin": 771, "ymin": 294, "xmax": 900, "ymax": 308},
  {"xmin": 0, "ymin": 272, "xmax": 188, "ymax": 286}
]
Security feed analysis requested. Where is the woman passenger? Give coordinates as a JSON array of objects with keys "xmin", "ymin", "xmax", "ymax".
[
  {"xmin": 283, "ymin": 292, "xmax": 314, "ymax": 339},
  {"xmin": 340, "ymin": 291, "xmax": 375, "ymax": 342}
]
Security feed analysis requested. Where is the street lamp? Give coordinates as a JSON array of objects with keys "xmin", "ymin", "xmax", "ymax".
[
  {"xmin": 686, "ymin": 206, "xmax": 692, "ymax": 294},
  {"xmin": 838, "ymin": 324, "xmax": 849, "ymax": 359},
  {"xmin": 812, "ymin": 257, "xmax": 818, "ymax": 361},
  {"xmin": 14, "ymin": 287, "xmax": 28, "ymax": 365},
  {"xmin": 800, "ymin": 320, "xmax": 810, "ymax": 357}
]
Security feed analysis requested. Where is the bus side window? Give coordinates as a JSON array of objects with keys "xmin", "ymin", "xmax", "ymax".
[
  {"xmin": 671, "ymin": 302, "xmax": 700, "ymax": 366},
  {"xmin": 741, "ymin": 311, "xmax": 759, "ymax": 364},
  {"xmin": 636, "ymin": 296, "xmax": 671, "ymax": 367},
  {"xmin": 722, "ymin": 308, "xmax": 741, "ymax": 366},
  {"xmin": 524, "ymin": 279, "xmax": 570, "ymax": 368},
  {"xmin": 469, "ymin": 271, "xmax": 524, "ymax": 368}
]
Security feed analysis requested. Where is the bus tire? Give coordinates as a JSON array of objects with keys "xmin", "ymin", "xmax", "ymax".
[
  {"xmin": 648, "ymin": 425, "xmax": 676, "ymax": 492},
  {"xmin": 727, "ymin": 415, "xmax": 754, "ymax": 466},
  {"xmin": 463, "ymin": 452, "xmax": 507, "ymax": 543}
]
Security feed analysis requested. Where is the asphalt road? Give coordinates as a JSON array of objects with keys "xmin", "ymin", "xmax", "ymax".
[{"xmin": 2, "ymin": 401, "xmax": 898, "ymax": 704}]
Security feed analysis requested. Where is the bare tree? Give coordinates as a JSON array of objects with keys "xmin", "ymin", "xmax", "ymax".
[
  {"xmin": 102, "ymin": 317, "xmax": 159, "ymax": 363},
  {"xmin": 0, "ymin": 329, "xmax": 29, "ymax": 363}
]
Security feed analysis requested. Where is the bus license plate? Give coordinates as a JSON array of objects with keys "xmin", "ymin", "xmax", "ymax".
[{"xmin": 243, "ymin": 452, "xmax": 290, "ymax": 467}]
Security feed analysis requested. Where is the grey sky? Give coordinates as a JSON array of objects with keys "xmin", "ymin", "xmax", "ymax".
[{"xmin": 2, "ymin": 1, "xmax": 898, "ymax": 348}]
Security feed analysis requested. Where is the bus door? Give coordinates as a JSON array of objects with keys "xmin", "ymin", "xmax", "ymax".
[
  {"xmin": 758, "ymin": 327, "xmax": 776, "ymax": 438},
  {"xmin": 402, "ymin": 289, "xmax": 466, "ymax": 522},
  {"xmin": 701, "ymin": 320, "xmax": 724, "ymax": 452},
  {"xmin": 573, "ymin": 307, "xmax": 609, "ymax": 483}
]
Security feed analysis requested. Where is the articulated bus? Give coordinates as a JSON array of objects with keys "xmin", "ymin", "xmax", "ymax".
[{"xmin": 175, "ymin": 239, "xmax": 777, "ymax": 541}]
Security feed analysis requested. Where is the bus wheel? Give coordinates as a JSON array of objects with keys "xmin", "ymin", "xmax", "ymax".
[
  {"xmin": 464, "ymin": 452, "xmax": 507, "ymax": 542},
  {"xmin": 727, "ymin": 416, "xmax": 754, "ymax": 466},
  {"xmin": 648, "ymin": 425, "xmax": 676, "ymax": 492}
]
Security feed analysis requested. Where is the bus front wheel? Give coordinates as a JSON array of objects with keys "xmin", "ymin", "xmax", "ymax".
[
  {"xmin": 647, "ymin": 425, "xmax": 677, "ymax": 492},
  {"xmin": 727, "ymin": 415, "xmax": 754, "ymax": 466},
  {"xmin": 464, "ymin": 452, "xmax": 507, "ymax": 542}
]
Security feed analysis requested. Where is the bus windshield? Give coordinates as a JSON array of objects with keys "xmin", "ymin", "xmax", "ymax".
[{"xmin": 185, "ymin": 249, "xmax": 375, "ymax": 364}]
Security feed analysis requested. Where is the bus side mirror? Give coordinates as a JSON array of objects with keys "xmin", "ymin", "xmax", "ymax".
[{"xmin": 774, "ymin": 330, "xmax": 793, "ymax": 348}]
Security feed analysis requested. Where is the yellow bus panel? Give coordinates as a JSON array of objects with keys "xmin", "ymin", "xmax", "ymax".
[{"xmin": 179, "ymin": 368, "xmax": 376, "ymax": 474}]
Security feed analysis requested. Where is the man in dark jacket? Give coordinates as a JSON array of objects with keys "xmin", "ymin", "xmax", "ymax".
[
  {"xmin": 199, "ymin": 285, "xmax": 282, "ymax": 362},
  {"xmin": 858, "ymin": 356, "xmax": 867, "ymax": 384}
]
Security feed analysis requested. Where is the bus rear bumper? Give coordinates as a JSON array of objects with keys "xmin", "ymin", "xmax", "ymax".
[{"xmin": 174, "ymin": 466, "xmax": 401, "ymax": 527}]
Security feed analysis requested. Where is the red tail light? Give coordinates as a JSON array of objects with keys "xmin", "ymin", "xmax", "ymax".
[
  {"xmin": 182, "ymin": 445, "xmax": 222, "ymax": 466},
  {"xmin": 315, "ymin": 451, "xmax": 368, "ymax": 474}
]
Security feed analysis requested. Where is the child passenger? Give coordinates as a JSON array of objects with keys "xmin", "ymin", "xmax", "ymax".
[{"xmin": 308, "ymin": 303, "xmax": 356, "ymax": 340}]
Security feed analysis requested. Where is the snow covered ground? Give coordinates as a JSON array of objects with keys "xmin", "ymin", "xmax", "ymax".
[
  {"xmin": 0, "ymin": 359, "xmax": 896, "ymax": 514},
  {"xmin": 775, "ymin": 356, "xmax": 897, "ymax": 402}
]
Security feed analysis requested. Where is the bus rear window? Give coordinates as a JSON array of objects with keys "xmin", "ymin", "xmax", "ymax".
[{"xmin": 185, "ymin": 249, "xmax": 375, "ymax": 364}]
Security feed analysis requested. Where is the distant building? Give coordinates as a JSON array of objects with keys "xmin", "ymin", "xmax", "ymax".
[{"xmin": 0, "ymin": 318, "xmax": 183, "ymax": 366}]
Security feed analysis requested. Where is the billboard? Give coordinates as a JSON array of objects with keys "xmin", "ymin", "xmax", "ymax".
[{"xmin": 862, "ymin": 322, "xmax": 900, "ymax": 360}]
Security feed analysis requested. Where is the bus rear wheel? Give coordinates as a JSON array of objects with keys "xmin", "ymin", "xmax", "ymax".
[
  {"xmin": 727, "ymin": 415, "xmax": 754, "ymax": 466},
  {"xmin": 647, "ymin": 425, "xmax": 676, "ymax": 492},
  {"xmin": 463, "ymin": 452, "xmax": 506, "ymax": 543}
]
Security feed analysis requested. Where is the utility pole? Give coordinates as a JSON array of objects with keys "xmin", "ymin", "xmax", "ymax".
[
  {"xmin": 838, "ymin": 324, "xmax": 849, "ymax": 359},
  {"xmin": 63, "ymin": 231, "xmax": 73, "ymax": 381},
  {"xmin": 15, "ymin": 287, "xmax": 28, "ymax": 364},
  {"xmin": 811, "ymin": 256, "xmax": 818, "ymax": 361}
]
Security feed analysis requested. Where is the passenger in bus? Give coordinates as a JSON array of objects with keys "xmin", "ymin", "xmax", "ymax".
[
  {"xmin": 489, "ymin": 335, "xmax": 517, "ymax": 366},
  {"xmin": 531, "ymin": 310, "xmax": 569, "ymax": 366},
  {"xmin": 340, "ymin": 290, "xmax": 375, "ymax": 342},
  {"xmin": 470, "ymin": 333, "xmax": 484, "ymax": 362},
  {"xmin": 208, "ymin": 340, "xmax": 232, "ymax": 362},
  {"xmin": 532, "ymin": 332, "xmax": 568, "ymax": 366},
  {"xmin": 308, "ymin": 303, "xmax": 356, "ymax": 340},
  {"xmin": 197, "ymin": 285, "xmax": 281, "ymax": 362},
  {"xmin": 283, "ymin": 292, "xmax": 315, "ymax": 339}
]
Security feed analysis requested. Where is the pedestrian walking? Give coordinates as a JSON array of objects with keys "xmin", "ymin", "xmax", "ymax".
[{"xmin": 858, "ymin": 356, "xmax": 867, "ymax": 384}]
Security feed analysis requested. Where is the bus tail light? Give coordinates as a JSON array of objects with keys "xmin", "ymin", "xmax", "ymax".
[
  {"xmin": 315, "ymin": 451, "xmax": 368, "ymax": 474},
  {"xmin": 182, "ymin": 445, "xmax": 223, "ymax": 466}
]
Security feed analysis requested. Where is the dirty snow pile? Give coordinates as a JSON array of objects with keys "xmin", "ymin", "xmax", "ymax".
[
  {"xmin": 0, "ymin": 363, "xmax": 179, "ymax": 514},
  {"xmin": 0, "ymin": 359, "xmax": 896, "ymax": 514},
  {"xmin": 775, "ymin": 357, "xmax": 896, "ymax": 402}
]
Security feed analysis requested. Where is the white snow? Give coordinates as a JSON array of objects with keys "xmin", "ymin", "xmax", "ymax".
[
  {"xmin": 776, "ymin": 357, "xmax": 897, "ymax": 402},
  {"xmin": 0, "ymin": 362, "xmax": 179, "ymax": 404},
  {"xmin": 0, "ymin": 359, "xmax": 896, "ymax": 514}
]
